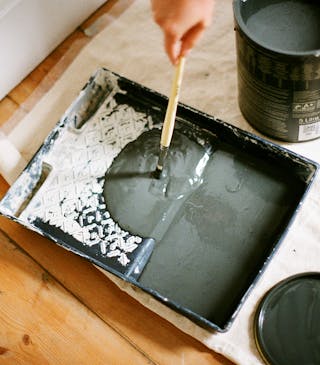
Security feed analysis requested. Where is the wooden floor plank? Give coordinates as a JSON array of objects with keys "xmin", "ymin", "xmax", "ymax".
[
  {"xmin": 0, "ymin": 229, "xmax": 153, "ymax": 365},
  {"xmin": 0, "ymin": 97, "xmax": 19, "ymax": 127},
  {"xmin": 0, "ymin": 176, "xmax": 9, "ymax": 197},
  {"xmin": 0, "ymin": 212, "xmax": 234, "ymax": 365}
]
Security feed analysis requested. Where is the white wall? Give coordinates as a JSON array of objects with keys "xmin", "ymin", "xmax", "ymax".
[{"xmin": 0, "ymin": 0, "xmax": 106, "ymax": 100}]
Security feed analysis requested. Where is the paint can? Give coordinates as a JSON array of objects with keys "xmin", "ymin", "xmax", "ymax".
[{"xmin": 233, "ymin": 0, "xmax": 320, "ymax": 142}]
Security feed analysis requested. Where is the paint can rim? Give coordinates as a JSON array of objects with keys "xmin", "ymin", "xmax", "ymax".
[
  {"xmin": 233, "ymin": 0, "xmax": 320, "ymax": 58},
  {"xmin": 254, "ymin": 272, "xmax": 320, "ymax": 365}
]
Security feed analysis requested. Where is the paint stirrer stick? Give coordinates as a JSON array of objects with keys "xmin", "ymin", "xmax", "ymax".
[{"xmin": 154, "ymin": 56, "xmax": 186, "ymax": 179}]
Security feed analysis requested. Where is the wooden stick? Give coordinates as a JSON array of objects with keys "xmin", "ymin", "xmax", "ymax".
[
  {"xmin": 155, "ymin": 57, "xmax": 185, "ymax": 178},
  {"xmin": 161, "ymin": 57, "xmax": 185, "ymax": 147}
]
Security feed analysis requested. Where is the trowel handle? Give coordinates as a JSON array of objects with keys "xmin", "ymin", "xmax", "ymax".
[{"xmin": 160, "ymin": 57, "xmax": 185, "ymax": 148}]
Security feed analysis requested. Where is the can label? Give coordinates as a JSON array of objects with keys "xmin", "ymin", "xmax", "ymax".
[
  {"xmin": 236, "ymin": 30, "xmax": 320, "ymax": 142},
  {"xmin": 298, "ymin": 122, "xmax": 320, "ymax": 141},
  {"xmin": 292, "ymin": 96, "xmax": 320, "ymax": 140}
]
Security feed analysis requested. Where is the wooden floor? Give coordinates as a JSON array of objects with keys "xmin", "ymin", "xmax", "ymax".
[{"xmin": 0, "ymin": 1, "xmax": 235, "ymax": 364}]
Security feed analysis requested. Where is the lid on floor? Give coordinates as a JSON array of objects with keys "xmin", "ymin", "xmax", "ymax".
[{"xmin": 254, "ymin": 272, "xmax": 320, "ymax": 365}]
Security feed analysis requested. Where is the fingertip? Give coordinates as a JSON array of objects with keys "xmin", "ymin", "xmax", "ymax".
[
  {"xmin": 171, "ymin": 58, "xmax": 179, "ymax": 65},
  {"xmin": 170, "ymin": 55, "xmax": 178, "ymax": 65},
  {"xmin": 180, "ymin": 48, "xmax": 191, "ymax": 59},
  {"xmin": 167, "ymin": 48, "xmax": 179, "ymax": 65},
  {"xmin": 165, "ymin": 36, "xmax": 181, "ymax": 65}
]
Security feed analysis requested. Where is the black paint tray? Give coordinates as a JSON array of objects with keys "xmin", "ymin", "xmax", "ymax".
[{"xmin": 0, "ymin": 68, "xmax": 317, "ymax": 332}]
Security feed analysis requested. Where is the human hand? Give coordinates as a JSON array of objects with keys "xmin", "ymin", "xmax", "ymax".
[{"xmin": 151, "ymin": 0, "xmax": 215, "ymax": 64}]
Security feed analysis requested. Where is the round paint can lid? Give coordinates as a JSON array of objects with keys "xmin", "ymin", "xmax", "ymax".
[{"xmin": 254, "ymin": 272, "xmax": 320, "ymax": 365}]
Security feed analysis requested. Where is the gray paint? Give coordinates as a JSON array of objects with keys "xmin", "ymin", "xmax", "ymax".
[
  {"xmin": 104, "ymin": 129, "xmax": 210, "ymax": 241},
  {"xmin": 104, "ymin": 128, "xmax": 304, "ymax": 327},
  {"xmin": 245, "ymin": 1, "xmax": 320, "ymax": 52}
]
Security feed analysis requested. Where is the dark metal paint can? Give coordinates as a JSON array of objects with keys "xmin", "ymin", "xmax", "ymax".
[{"xmin": 233, "ymin": 0, "xmax": 320, "ymax": 142}]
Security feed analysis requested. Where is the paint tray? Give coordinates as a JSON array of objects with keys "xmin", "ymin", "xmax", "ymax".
[{"xmin": 0, "ymin": 68, "xmax": 317, "ymax": 332}]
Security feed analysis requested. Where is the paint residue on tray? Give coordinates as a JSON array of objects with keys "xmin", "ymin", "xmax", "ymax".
[{"xmin": 19, "ymin": 89, "xmax": 154, "ymax": 267}]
